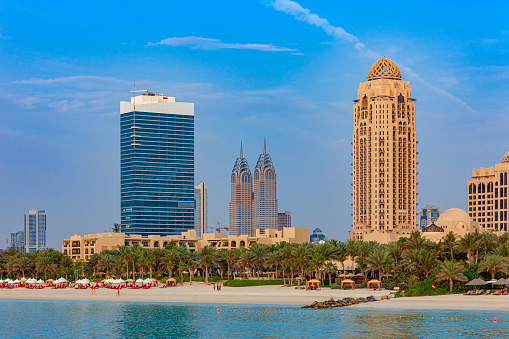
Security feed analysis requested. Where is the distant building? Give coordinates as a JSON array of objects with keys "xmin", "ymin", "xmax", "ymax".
[
  {"xmin": 62, "ymin": 227, "xmax": 310, "ymax": 261},
  {"xmin": 467, "ymin": 151, "xmax": 509, "ymax": 231},
  {"xmin": 277, "ymin": 211, "xmax": 291, "ymax": 230},
  {"xmin": 310, "ymin": 228, "xmax": 326, "ymax": 245},
  {"xmin": 120, "ymin": 91, "xmax": 195, "ymax": 236},
  {"xmin": 420, "ymin": 205, "xmax": 440, "ymax": 229},
  {"xmin": 9, "ymin": 230, "xmax": 25, "ymax": 252},
  {"xmin": 24, "ymin": 209, "xmax": 46, "ymax": 253},
  {"xmin": 194, "ymin": 182, "xmax": 207, "ymax": 237},
  {"xmin": 230, "ymin": 142, "xmax": 254, "ymax": 236},
  {"xmin": 253, "ymin": 138, "xmax": 278, "ymax": 231}
]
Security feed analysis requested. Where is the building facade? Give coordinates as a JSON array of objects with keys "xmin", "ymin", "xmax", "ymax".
[
  {"xmin": 467, "ymin": 151, "xmax": 509, "ymax": 231},
  {"xmin": 277, "ymin": 211, "xmax": 291, "ymax": 230},
  {"xmin": 310, "ymin": 227, "xmax": 326, "ymax": 245},
  {"xmin": 194, "ymin": 182, "xmax": 207, "ymax": 237},
  {"xmin": 350, "ymin": 58, "xmax": 418, "ymax": 242},
  {"xmin": 120, "ymin": 91, "xmax": 195, "ymax": 237},
  {"xmin": 9, "ymin": 230, "xmax": 25, "ymax": 252},
  {"xmin": 229, "ymin": 143, "xmax": 254, "ymax": 236},
  {"xmin": 420, "ymin": 205, "xmax": 440, "ymax": 229},
  {"xmin": 62, "ymin": 227, "xmax": 310, "ymax": 261},
  {"xmin": 24, "ymin": 209, "xmax": 46, "ymax": 253},
  {"xmin": 253, "ymin": 138, "xmax": 278, "ymax": 231}
]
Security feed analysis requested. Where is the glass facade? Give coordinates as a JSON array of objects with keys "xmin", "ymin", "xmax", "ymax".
[
  {"xmin": 120, "ymin": 94, "xmax": 195, "ymax": 236},
  {"xmin": 24, "ymin": 209, "xmax": 46, "ymax": 252}
]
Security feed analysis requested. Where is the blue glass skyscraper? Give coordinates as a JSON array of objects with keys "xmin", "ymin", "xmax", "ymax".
[{"xmin": 120, "ymin": 91, "xmax": 195, "ymax": 236}]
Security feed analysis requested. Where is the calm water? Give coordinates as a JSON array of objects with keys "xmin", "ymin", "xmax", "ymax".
[{"xmin": 1, "ymin": 299, "xmax": 508, "ymax": 338}]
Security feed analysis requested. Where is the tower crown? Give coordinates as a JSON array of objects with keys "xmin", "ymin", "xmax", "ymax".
[
  {"xmin": 255, "ymin": 138, "xmax": 275, "ymax": 172},
  {"xmin": 367, "ymin": 58, "xmax": 401, "ymax": 81},
  {"xmin": 232, "ymin": 142, "xmax": 251, "ymax": 175},
  {"xmin": 503, "ymin": 151, "xmax": 509, "ymax": 163}
]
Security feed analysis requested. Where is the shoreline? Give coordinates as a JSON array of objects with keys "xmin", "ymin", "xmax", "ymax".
[{"xmin": 2, "ymin": 283, "xmax": 509, "ymax": 311}]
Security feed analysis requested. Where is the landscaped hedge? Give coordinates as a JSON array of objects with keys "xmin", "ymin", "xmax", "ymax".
[{"xmin": 223, "ymin": 279, "xmax": 283, "ymax": 287}]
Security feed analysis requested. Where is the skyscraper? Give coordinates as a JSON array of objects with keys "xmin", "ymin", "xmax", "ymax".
[
  {"xmin": 253, "ymin": 138, "xmax": 278, "ymax": 231},
  {"xmin": 350, "ymin": 58, "xmax": 418, "ymax": 242},
  {"xmin": 24, "ymin": 209, "xmax": 46, "ymax": 253},
  {"xmin": 467, "ymin": 151, "xmax": 509, "ymax": 231},
  {"xmin": 278, "ymin": 211, "xmax": 291, "ymax": 230},
  {"xmin": 9, "ymin": 230, "xmax": 25, "ymax": 252},
  {"xmin": 194, "ymin": 182, "xmax": 207, "ymax": 237},
  {"xmin": 420, "ymin": 205, "xmax": 440, "ymax": 229},
  {"xmin": 120, "ymin": 91, "xmax": 195, "ymax": 236},
  {"xmin": 229, "ymin": 142, "xmax": 254, "ymax": 236}
]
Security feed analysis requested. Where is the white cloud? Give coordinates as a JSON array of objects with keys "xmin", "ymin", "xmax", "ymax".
[
  {"xmin": 150, "ymin": 36, "xmax": 297, "ymax": 52},
  {"xmin": 13, "ymin": 75, "xmax": 129, "ymax": 89}
]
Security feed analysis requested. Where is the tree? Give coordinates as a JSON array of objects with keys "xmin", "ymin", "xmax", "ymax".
[
  {"xmin": 187, "ymin": 260, "xmax": 197, "ymax": 285},
  {"xmin": 266, "ymin": 250, "xmax": 283, "ymax": 280},
  {"xmin": 98, "ymin": 253, "xmax": 115, "ymax": 277},
  {"xmin": 249, "ymin": 243, "xmax": 269, "ymax": 279},
  {"xmin": 436, "ymin": 260, "xmax": 467, "ymax": 292},
  {"xmin": 199, "ymin": 246, "xmax": 215, "ymax": 284},
  {"xmin": 218, "ymin": 249, "xmax": 237, "ymax": 280},
  {"xmin": 36, "ymin": 251, "xmax": 54, "ymax": 281},
  {"xmin": 365, "ymin": 247, "xmax": 392, "ymax": 279},
  {"xmin": 111, "ymin": 223, "xmax": 121, "ymax": 233},
  {"xmin": 16, "ymin": 253, "xmax": 32, "ymax": 278},
  {"xmin": 478, "ymin": 254, "xmax": 509, "ymax": 280},
  {"xmin": 294, "ymin": 244, "xmax": 312, "ymax": 279},
  {"xmin": 443, "ymin": 231, "xmax": 456, "ymax": 260},
  {"xmin": 456, "ymin": 232, "xmax": 481, "ymax": 265},
  {"xmin": 323, "ymin": 262, "xmax": 338, "ymax": 286}
]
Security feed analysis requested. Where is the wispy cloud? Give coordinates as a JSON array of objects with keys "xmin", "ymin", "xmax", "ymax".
[
  {"xmin": 13, "ymin": 75, "xmax": 129, "ymax": 88},
  {"xmin": 268, "ymin": 0, "xmax": 472, "ymax": 111},
  {"xmin": 150, "ymin": 36, "xmax": 297, "ymax": 53}
]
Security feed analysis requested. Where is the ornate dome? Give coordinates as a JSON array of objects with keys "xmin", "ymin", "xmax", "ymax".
[
  {"xmin": 368, "ymin": 58, "xmax": 402, "ymax": 81},
  {"xmin": 503, "ymin": 151, "xmax": 509, "ymax": 163},
  {"xmin": 435, "ymin": 208, "xmax": 472, "ymax": 224}
]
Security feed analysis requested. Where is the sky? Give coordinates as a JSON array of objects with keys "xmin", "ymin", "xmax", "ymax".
[{"xmin": 1, "ymin": 0, "xmax": 509, "ymax": 250}]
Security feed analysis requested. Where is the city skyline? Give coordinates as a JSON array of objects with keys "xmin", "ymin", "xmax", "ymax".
[{"xmin": 1, "ymin": 1, "xmax": 509, "ymax": 249}]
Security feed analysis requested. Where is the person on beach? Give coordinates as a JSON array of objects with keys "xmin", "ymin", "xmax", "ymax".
[
  {"xmin": 116, "ymin": 289, "xmax": 120, "ymax": 296},
  {"xmin": 213, "ymin": 284, "xmax": 216, "ymax": 291}
]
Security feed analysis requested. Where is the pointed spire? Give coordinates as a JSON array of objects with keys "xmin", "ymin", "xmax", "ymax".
[
  {"xmin": 263, "ymin": 136, "xmax": 267, "ymax": 154},
  {"xmin": 240, "ymin": 141, "xmax": 243, "ymax": 158}
]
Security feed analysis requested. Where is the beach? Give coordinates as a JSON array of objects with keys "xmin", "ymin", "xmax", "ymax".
[{"xmin": 2, "ymin": 284, "xmax": 509, "ymax": 311}]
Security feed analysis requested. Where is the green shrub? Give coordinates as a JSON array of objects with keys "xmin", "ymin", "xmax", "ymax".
[{"xmin": 223, "ymin": 280, "xmax": 283, "ymax": 287}]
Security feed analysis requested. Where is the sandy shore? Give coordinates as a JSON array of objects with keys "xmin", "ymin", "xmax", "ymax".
[
  {"xmin": 0, "ymin": 283, "xmax": 385, "ymax": 306},
  {"xmin": 2, "ymin": 284, "xmax": 508, "ymax": 310},
  {"xmin": 346, "ymin": 294, "xmax": 509, "ymax": 311}
]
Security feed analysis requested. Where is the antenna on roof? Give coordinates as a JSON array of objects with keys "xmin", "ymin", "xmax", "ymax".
[{"xmin": 240, "ymin": 140, "xmax": 243, "ymax": 158}]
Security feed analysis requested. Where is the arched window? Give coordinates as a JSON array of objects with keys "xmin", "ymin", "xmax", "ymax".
[
  {"xmin": 501, "ymin": 173, "xmax": 504, "ymax": 184},
  {"xmin": 361, "ymin": 95, "xmax": 368, "ymax": 108},
  {"xmin": 230, "ymin": 241, "xmax": 236, "ymax": 247},
  {"xmin": 487, "ymin": 182, "xmax": 493, "ymax": 193},
  {"xmin": 231, "ymin": 174, "xmax": 236, "ymax": 183},
  {"xmin": 469, "ymin": 183, "xmax": 475, "ymax": 194},
  {"xmin": 265, "ymin": 170, "xmax": 274, "ymax": 180},
  {"xmin": 154, "ymin": 241, "xmax": 159, "ymax": 248},
  {"xmin": 242, "ymin": 173, "xmax": 250, "ymax": 183},
  {"xmin": 254, "ymin": 171, "xmax": 259, "ymax": 180},
  {"xmin": 240, "ymin": 241, "xmax": 245, "ymax": 247},
  {"xmin": 478, "ymin": 183, "xmax": 485, "ymax": 194},
  {"xmin": 505, "ymin": 173, "xmax": 508, "ymax": 185}
]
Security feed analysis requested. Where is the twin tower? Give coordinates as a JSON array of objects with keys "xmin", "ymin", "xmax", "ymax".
[{"xmin": 229, "ymin": 138, "xmax": 278, "ymax": 236}]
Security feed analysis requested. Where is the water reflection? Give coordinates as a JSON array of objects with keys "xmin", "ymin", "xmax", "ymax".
[{"xmin": 1, "ymin": 300, "xmax": 509, "ymax": 338}]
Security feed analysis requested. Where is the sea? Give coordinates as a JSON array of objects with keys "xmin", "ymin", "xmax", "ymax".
[{"xmin": 1, "ymin": 299, "xmax": 508, "ymax": 338}]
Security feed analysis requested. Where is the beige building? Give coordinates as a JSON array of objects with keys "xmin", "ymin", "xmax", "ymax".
[
  {"xmin": 229, "ymin": 142, "xmax": 254, "ymax": 236},
  {"xmin": 467, "ymin": 151, "xmax": 509, "ymax": 231},
  {"xmin": 350, "ymin": 58, "xmax": 418, "ymax": 242},
  {"xmin": 421, "ymin": 208, "xmax": 479, "ymax": 242},
  {"xmin": 62, "ymin": 227, "xmax": 310, "ymax": 261},
  {"xmin": 253, "ymin": 138, "xmax": 278, "ymax": 232}
]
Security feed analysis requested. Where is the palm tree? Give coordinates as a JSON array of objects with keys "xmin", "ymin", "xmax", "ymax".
[
  {"xmin": 365, "ymin": 247, "xmax": 392, "ymax": 279},
  {"xmin": 406, "ymin": 232, "xmax": 430, "ymax": 250},
  {"xmin": 266, "ymin": 250, "xmax": 283, "ymax": 280},
  {"xmin": 218, "ymin": 249, "xmax": 238, "ymax": 280},
  {"xmin": 323, "ymin": 262, "xmax": 338, "ymax": 286},
  {"xmin": 249, "ymin": 243, "xmax": 269, "ymax": 279},
  {"xmin": 36, "ymin": 252, "xmax": 54, "ymax": 281},
  {"xmin": 494, "ymin": 245, "xmax": 509, "ymax": 257},
  {"xmin": 436, "ymin": 260, "xmax": 467, "ymax": 292},
  {"xmin": 98, "ymin": 253, "xmax": 115, "ymax": 277},
  {"xmin": 111, "ymin": 223, "xmax": 121, "ymax": 233},
  {"xmin": 199, "ymin": 246, "xmax": 215, "ymax": 284},
  {"xmin": 187, "ymin": 260, "xmax": 197, "ymax": 285},
  {"xmin": 479, "ymin": 232, "xmax": 498, "ymax": 260},
  {"xmin": 456, "ymin": 232, "xmax": 480, "ymax": 264},
  {"xmin": 478, "ymin": 254, "xmax": 509, "ymax": 280},
  {"xmin": 294, "ymin": 244, "xmax": 312, "ymax": 279},
  {"xmin": 443, "ymin": 231, "xmax": 456, "ymax": 260},
  {"xmin": 16, "ymin": 253, "xmax": 32, "ymax": 278},
  {"xmin": 86, "ymin": 253, "xmax": 100, "ymax": 278}
]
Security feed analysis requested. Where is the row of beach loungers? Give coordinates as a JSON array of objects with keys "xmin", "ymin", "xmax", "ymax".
[{"xmin": 464, "ymin": 289, "xmax": 509, "ymax": 295}]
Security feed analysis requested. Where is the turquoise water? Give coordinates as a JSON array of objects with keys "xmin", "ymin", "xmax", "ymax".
[{"xmin": 1, "ymin": 299, "xmax": 508, "ymax": 338}]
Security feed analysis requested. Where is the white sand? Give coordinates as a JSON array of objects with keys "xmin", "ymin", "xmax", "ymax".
[
  {"xmin": 2, "ymin": 284, "xmax": 506, "ymax": 310},
  {"xmin": 0, "ymin": 283, "xmax": 385, "ymax": 306}
]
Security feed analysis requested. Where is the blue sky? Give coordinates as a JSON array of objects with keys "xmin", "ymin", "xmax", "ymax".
[{"xmin": 1, "ymin": 0, "xmax": 508, "ymax": 249}]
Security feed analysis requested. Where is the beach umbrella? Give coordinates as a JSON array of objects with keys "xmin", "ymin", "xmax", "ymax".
[
  {"xmin": 36, "ymin": 279, "xmax": 45, "ymax": 284},
  {"xmin": 143, "ymin": 279, "xmax": 153, "ymax": 284},
  {"xmin": 494, "ymin": 278, "xmax": 509, "ymax": 285},
  {"xmin": 135, "ymin": 278, "xmax": 144, "ymax": 283},
  {"xmin": 466, "ymin": 278, "xmax": 486, "ymax": 286}
]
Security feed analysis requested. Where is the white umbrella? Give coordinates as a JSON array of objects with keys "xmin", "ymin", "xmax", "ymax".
[
  {"xmin": 0, "ymin": 280, "xmax": 3, "ymax": 284},
  {"xmin": 135, "ymin": 278, "xmax": 144, "ymax": 283},
  {"xmin": 36, "ymin": 279, "xmax": 45, "ymax": 284},
  {"xmin": 13, "ymin": 279, "xmax": 20, "ymax": 284},
  {"xmin": 143, "ymin": 279, "xmax": 153, "ymax": 284}
]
